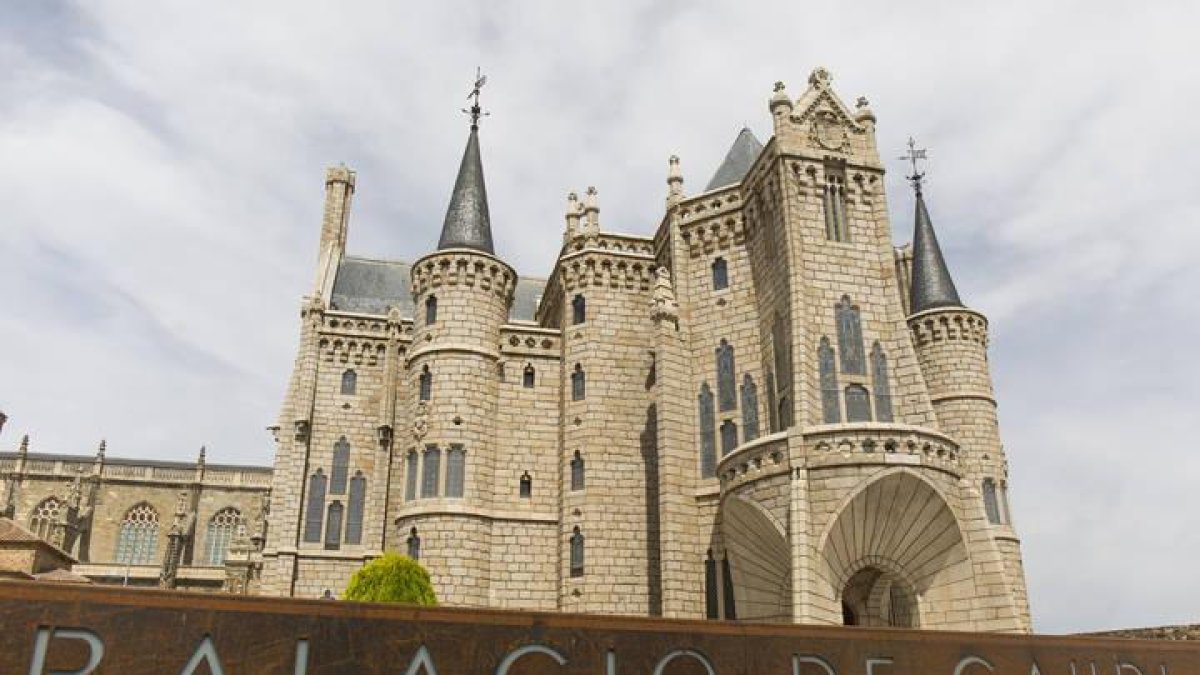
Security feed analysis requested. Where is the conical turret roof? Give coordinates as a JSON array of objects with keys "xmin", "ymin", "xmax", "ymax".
[
  {"xmin": 909, "ymin": 189, "xmax": 963, "ymax": 314},
  {"xmin": 704, "ymin": 128, "xmax": 764, "ymax": 192},
  {"xmin": 437, "ymin": 126, "xmax": 494, "ymax": 254}
]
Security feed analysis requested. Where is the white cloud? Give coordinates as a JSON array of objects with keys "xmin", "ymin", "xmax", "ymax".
[{"xmin": 0, "ymin": 0, "xmax": 1197, "ymax": 633}]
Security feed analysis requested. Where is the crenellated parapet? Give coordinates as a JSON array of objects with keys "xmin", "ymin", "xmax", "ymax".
[
  {"xmin": 557, "ymin": 250, "xmax": 655, "ymax": 293},
  {"xmin": 563, "ymin": 232, "xmax": 656, "ymax": 257},
  {"xmin": 678, "ymin": 210, "xmax": 746, "ymax": 257},
  {"xmin": 410, "ymin": 249, "xmax": 517, "ymax": 304},
  {"xmin": 908, "ymin": 308, "xmax": 989, "ymax": 350}
]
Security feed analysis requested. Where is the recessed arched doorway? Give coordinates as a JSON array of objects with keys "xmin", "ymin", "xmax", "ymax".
[{"xmin": 840, "ymin": 565, "xmax": 917, "ymax": 627}]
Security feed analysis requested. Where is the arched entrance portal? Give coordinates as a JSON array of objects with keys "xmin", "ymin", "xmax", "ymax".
[{"xmin": 840, "ymin": 566, "xmax": 917, "ymax": 627}]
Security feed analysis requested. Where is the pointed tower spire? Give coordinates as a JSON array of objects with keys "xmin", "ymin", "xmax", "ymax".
[
  {"xmin": 438, "ymin": 69, "xmax": 495, "ymax": 254},
  {"xmin": 902, "ymin": 138, "xmax": 963, "ymax": 314},
  {"xmin": 705, "ymin": 128, "xmax": 764, "ymax": 192}
]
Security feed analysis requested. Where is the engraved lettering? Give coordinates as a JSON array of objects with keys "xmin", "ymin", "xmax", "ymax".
[
  {"xmin": 1117, "ymin": 663, "xmax": 1144, "ymax": 675},
  {"xmin": 293, "ymin": 639, "xmax": 309, "ymax": 675},
  {"xmin": 867, "ymin": 657, "xmax": 894, "ymax": 675},
  {"xmin": 403, "ymin": 645, "xmax": 440, "ymax": 675},
  {"xmin": 28, "ymin": 628, "xmax": 105, "ymax": 675},
  {"xmin": 653, "ymin": 650, "xmax": 716, "ymax": 675},
  {"xmin": 796, "ymin": 655, "xmax": 838, "ymax": 675},
  {"xmin": 495, "ymin": 644, "xmax": 568, "ymax": 674},
  {"xmin": 953, "ymin": 656, "xmax": 994, "ymax": 675},
  {"xmin": 179, "ymin": 636, "xmax": 226, "ymax": 675}
]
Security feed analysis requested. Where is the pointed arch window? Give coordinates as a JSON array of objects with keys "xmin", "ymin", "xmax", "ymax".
[
  {"xmin": 845, "ymin": 384, "xmax": 872, "ymax": 422},
  {"xmin": 346, "ymin": 472, "xmax": 366, "ymax": 545},
  {"xmin": 406, "ymin": 527, "xmax": 421, "ymax": 560},
  {"xmin": 823, "ymin": 172, "xmax": 849, "ymax": 242},
  {"xmin": 425, "ymin": 295, "xmax": 438, "ymax": 325},
  {"xmin": 445, "ymin": 445, "xmax": 465, "ymax": 498},
  {"xmin": 30, "ymin": 497, "xmax": 62, "ymax": 540},
  {"xmin": 1000, "ymin": 481, "xmax": 1013, "ymax": 525},
  {"xmin": 419, "ymin": 366, "xmax": 432, "ymax": 402},
  {"xmin": 404, "ymin": 450, "xmax": 418, "ymax": 502},
  {"xmin": 983, "ymin": 478, "xmax": 1001, "ymax": 525},
  {"xmin": 836, "ymin": 296, "xmax": 865, "ymax": 374},
  {"xmin": 740, "ymin": 374, "xmax": 759, "ymax": 441},
  {"xmin": 303, "ymin": 470, "xmax": 326, "ymax": 543},
  {"xmin": 570, "ymin": 451, "xmax": 585, "ymax": 491},
  {"xmin": 569, "ymin": 527, "xmax": 585, "ymax": 577},
  {"xmin": 698, "ymin": 383, "xmax": 716, "ymax": 478},
  {"xmin": 720, "ymin": 420, "xmax": 738, "ymax": 456},
  {"xmin": 340, "ymin": 369, "xmax": 357, "ymax": 395},
  {"xmin": 115, "ymin": 503, "xmax": 159, "ymax": 565},
  {"xmin": 871, "ymin": 342, "xmax": 894, "ymax": 422},
  {"xmin": 819, "ymin": 337, "xmax": 841, "ymax": 424},
  {"xmin": 571, "ymin": 364, "xmax": 586, "ymax": 401},
  {"xmin": 704, "ymin": 550, "xmax": 719, "ymax": 619},
  {"xmin": 204, "ymin": 507, "xmax": 244, "ymax": 565},
  {"xmin": 324, "ymin": 501, "xmax": 343, "ymax": 550},
  {"xmin": 330, "ymin": 437, "xmax": 350, "ymax": 495},
  {"xmin": 519, "ymin": 471, "xmax": 533, "ymax": 499},
  {"xmin": 523, "ymin": 364, "xmax": 536, "ymax": 388},
  {"xmin": 765, "ymin": 371, "xmax": 779, "ymax": 433},
  {"xmin": 716, "ymin": 339, "xmax": 737, "ymax": 411},
  {"xmin": 421, "ymin": 446, "xmax": 440, "ymax": 498},
  {"xmin": 772, "ymin": 314, "xmax": 794, "ymax": 428},
  {"xmin": 572, "ymin": 294, "xmax": 586, "ymax": 325},
  {"xmin": 712, "ymin": 257, "xmax": 729, "ymax": 290}
]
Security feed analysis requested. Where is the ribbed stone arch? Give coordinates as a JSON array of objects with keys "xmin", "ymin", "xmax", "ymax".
[
  {"xmin": 719, "ymin": 495, "xmax": 790, "ymax": 623},
  {"xmin": 816, "ymin": 470, "xmax": 976, "ymax": 629}
]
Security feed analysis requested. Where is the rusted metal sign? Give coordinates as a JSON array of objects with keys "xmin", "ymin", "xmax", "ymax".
[{"xmin": 1, "ymin": 582, "xmax": 1195, "ymax": 674}]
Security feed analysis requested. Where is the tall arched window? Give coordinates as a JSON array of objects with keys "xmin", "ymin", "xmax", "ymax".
[
  {"xmin": 845, "ymin": 384, "xmax": 872, "ymax": 422},
  {"xmin": 404, "ymin": 450, "xmax": 418, "ymax": 502},
  {"xmin": 740, "ymin": 374, "xmax": 759, "ymax": 442},
  {"xmin": 870, "ymin": 342, "xmax": 893, "ymax": 422},
  {"xmin": 765, "ymin": 371, "xmax": 778, "ymax": 433},
  {"xmin": 331, "ymin": 437, "xmax": 350, "ymax": 495},
  {"xmin": 836, "ymin": 296, "xmax": 865, "ymax": 374},
  {"xmin": 523, "ymin": 364, "xmax": 536, "ymax": 388},
  {"xmin": 445, "ymin": 445, "xmax": 465, "ymax": 498},
  {"xmin": 704, "ymin": 550, "xmax": 719, "ymax": 619},
  {"xmin": 711, "ymin": 257, "xmax": 729, "ymax": 290},
  {"xmin": 572, "ymin": 294, "xmax": 586, "ymax": 324},
  {"xmin": 340, "ymin": 369, "xmax": 357, "ymax": 395},
  {"xmin": 570, "ymin": 451, "xmax": 585, "ymax": 491},
  {"xmin": 720, "ymin": 420, "xmax": 738, "ymax": 456},
  {"xmin": 425, "ymin": 295, "xmax": 438, "ymax": 325},
  {"xmin": 1000, "ymin": 481, "xmax": 1013, "ymax": 525},
  {"xmin": 303, "ymin": 470, "xmax": 327, "ymax": 543},
  {"xmin": 419, "ymin": 366, "xmax": 432, "ymax": 402},
  {"xmin": 569, "ymin": 527, "xmax": 585, "ymax": 577},
  {"xmin": 823, "ymin": 172, "xmax": 849, "ymax": 242},
  {"xmin": 324, "ymin": 501, "xmax": 343, "ymax": 550},
  {"xmin": 406, "ymin": 527, "xmax": 421, "ymax": 560},
  {"xmin": 204, "ymin": 507, "xmax": 244, "ymax": 565},
  {"xmin": 571, "ymin": 364, "xmax": 586, "ymax": 401},
  {"xmin": 698, "ymin": 383, "xmax": 716, "ymax": 478},
  {"xmin": 519, "ymin": 471, "xmax": 533, "ymax": 499},
  {"xmin": 982, "ymin": 479, "xmax": 1001, "ymax": 525},
  {"xmin": 819, "ymin": 337, "xmax": 841, "ymax": 423},
  {"xmin": 421, "ymin": 446, "xmax": 441, "ymax": 498},
  {"xmin": 346, "ymin": 472, "xmax": 366, "ymax": 545},
  {"xmin": 115, "ymin": 503, "xmax": 159, "ymax": 565},
  {"xmin": 716, "ymin": 339, "xmax": 737, "ymax": 412},
  {"xmin": 772, "ymin": 314, "xmax": 793, "ymax": 429},
  {"xmin": 29, "ymin": 497, "xmax": 62, "ymax": 540}
]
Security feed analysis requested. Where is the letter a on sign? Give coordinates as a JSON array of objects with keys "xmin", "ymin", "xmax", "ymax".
[
  {"xmin": 179, "ymin": 636, "xmax": 227, "ymax": 675},
  {"xmin": 403, "ymin": 645, "xmax": 439, "ymax": 675}
]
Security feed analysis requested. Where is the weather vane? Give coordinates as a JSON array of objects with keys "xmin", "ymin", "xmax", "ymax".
[
  {"xmin": 898, "ymin": 136, "xmax": 927, "ymax": 194},
  {"xmin": 463, "ymin": 67, "xmax": 489, "ymax": 129}
]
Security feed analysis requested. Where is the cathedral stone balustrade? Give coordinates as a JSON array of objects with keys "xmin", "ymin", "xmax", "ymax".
[
  {"xmin": 716, "ymin": 430, "xmax": 790, "ymax": 493},
  {"xmin": 801, "ymin": 423, "xmax": 961, "ymax": 477}
]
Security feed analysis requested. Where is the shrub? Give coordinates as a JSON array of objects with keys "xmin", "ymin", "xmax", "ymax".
[{"xmin": 342, "ymin": 553, "xmax": 437, "ymax": 605}]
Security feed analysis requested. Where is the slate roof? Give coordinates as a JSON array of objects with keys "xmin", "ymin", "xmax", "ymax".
[
  {"xmin": 908, "ymin": 190, "xmax": 963, "ymax": 314},
  {"xmin": 0, "ymin": 518, "xmax": 42, "ymax": 544},
  {"xmin": 438, "ymin": 126, "xmax": 495, "ymax": 254},
  {"xmin": 329, "ymin": 256, "xmax": 545, "ymax": 323},
  {"xmin": 704, "ymin": 128, "xmax": 765, "ymax": 192}
]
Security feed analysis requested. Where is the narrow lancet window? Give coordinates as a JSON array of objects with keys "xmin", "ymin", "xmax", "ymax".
[
  {"xmin": 836, "ymin": 296, "xmax": 865, "ymax": 374},
  {"xmin": 704, "ymin": 550, "xmax": 719, "ymax": 619},
  {"xmin": 425, "ymin": 295, "xmax": 438, "ymax": 325},
  {"xmin": 324, "ymin": 501, "xmax": 343, "ymax": 551},
  {"xmin": 572, "ymin": 294, "xmax": 586, "ymax": 324},
  {"xmin": 720, "ymin": 420, "xmax": 738, "ymax": 456},
  {"xmin": 523, "ymin": 364, "xmax": 535, "ymax": 388},
  {"xmin": 983, "ymin": 479, "xmax": 1001, "ymax": 524},
  {"xmin": 823, "ymin": 173, "xmax": 849, "ymax": 242},
  {"xmin": 845, "ymin": 384, "xmax": 872, "ymax": 422},
  {"xmin": 721, "ymin": 555, "xmax": 737, "ymax": 619},
  {"xmin": 406, "ymin": 527, "xmax": 421, "ymax": 560},
  {"xmin": 570, "ymin": 451, "xmax": 585, "ymax": 491},
  {"xmin": 699, "ymin": 383, "xmax": 716, "ymax": 478},
  {"xmin": 570, "ymin": 527, "xmax": 585, "ymax": 576},
  {"xmin": 303, "ymin": 470, "xmax": 326, "ymax": 543},
  {"xmin": 740, "ymin": 374, "xmax": 759, "ymax": 441},
  {"xmin": 571, "ymin": 364, "xmax": 586, "ymax": 401},
  {"xmin": 445, "ymin": 445, "xmax": 465, "ymax": 498},
  {"xmin": 419, "ymin": 366, "xmax": 432, "ymax": 402},
  {"xmin": 1000, "ymin": 481, "xmax": 1013, "ymax": 525},
  {"xmin": 766, "ymin": 371, "xmax": 778, "ymax": 433},
  {"xmin": 712, "ymin": 257, "xmax": 729, "ymax": 290},
  {"xmin": 340, "ymin": 369, "xmax": 357, "ymax": 395},
  {"xmin": 404, "ymin": 451, "xmax": 418, "ymax": 502},
  {"xmin": 819, "ymin": 337, "xmax": 841, "ymax": 424},
  {"xmin": 346, "ymin": 473, "xmax": 365, "ymax": 544},
  {"xmin": 330, "ymin": 437, "xmax": 350, "ymax": 495},
  {"xmin": 519, "ymin": 471, "xmax": 532, "ymax": 499},
  {"xmin": 421, "ymin": 446, "xmax": 440, "ymax": 498},
  {"xmin": 716, "ymin": 339, "xmax": 737, "ymax": 412},
  {"xmin": 871, "ymin": 342, "xmax": 894, "ymax": 422}
]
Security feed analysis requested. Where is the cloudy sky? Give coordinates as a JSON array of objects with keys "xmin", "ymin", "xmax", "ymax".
[{"xmin": 2, "ymin": 1, "xmax": 1197, "ymax": 633}]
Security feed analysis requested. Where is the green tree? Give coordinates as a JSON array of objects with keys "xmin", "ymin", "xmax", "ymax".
[{"xmin": 343, "ymin": 553, "xmax": 437, "ymax": 605}]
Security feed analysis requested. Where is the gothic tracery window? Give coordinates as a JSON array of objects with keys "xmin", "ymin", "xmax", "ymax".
[
  {"xmin": 29, "ymin": 497, "xmax": 62, "ymax": 540},
  {"xmin": 836, "ymin": 296, "xmax": 865, "ymax": 374},
  {"xmin": 871, "ymin": 341, "xmax": 894, "ymax": 422},
  {"xmin": 346, "ymin": 472, "xmax": 366, "ymax": 545},
  {"xmin": 115, "ymin": 503, "xmax": 160, "ymax": 565},
  {"xmin": 740, "ymin": 374, "xmax": 759, "ymax": 442},
  {"xmin": 819, "ymin": 337, "xmax": 841, "ymax": 423},
  {"xmin": 698, "ymin": 383, "xmax": 716, "ymax": 478},
  {"xmin": 716, "ymin": 339, "xmax": 737, "ymax": 412},
  {"xmin": 331, "ymin": 437, "xmax": 350, "ymax": 495},
  {"xmin": 324, "ymin": 501, "xmax": 344, "ymax": 550},
  {"xmin": 203, "ymin": 507, "xmax": 244, "ymax": 565},
  {"xmin": 303, "ymin": 470, "xmax": 326, "ymax": 543},
  {"xmin": 823, "ymin": 171, "xmax": 849, "ymax": 242}
]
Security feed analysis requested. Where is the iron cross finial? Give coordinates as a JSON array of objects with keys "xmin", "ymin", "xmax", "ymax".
[
  {"xmin": 898, "ymin": 136, "xmax": 928, "ymax": 194},
  {"xmin": 463, "ymin": 67, "xmax": 490, "ymax": 129}
]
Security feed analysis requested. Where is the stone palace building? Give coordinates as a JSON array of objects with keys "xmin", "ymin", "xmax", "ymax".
[{"xmin": 1, "ymin": 67, "xmax": 1031, "ymax": 631}]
